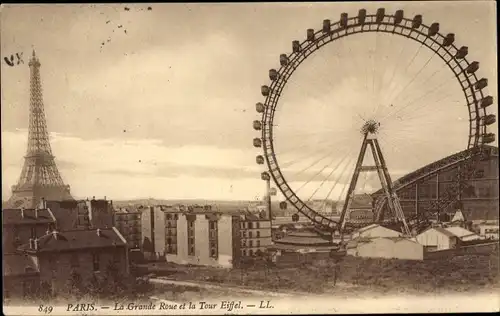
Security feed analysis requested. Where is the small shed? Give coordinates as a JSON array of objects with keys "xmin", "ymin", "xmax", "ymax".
[
  {"xmin": 356, "ymin": 237, "xmax": 424, "ymax": 261},
  {"xmin": 444, "ymin": 226, "xmax": 481, "ymax": 242},
  {"xmin": 352, "ymin": 223, "xmax": 402, "ymax": 239},
  {"xmin": 415, "ymin": 227, "xmax": 458, "ymax": 251}
]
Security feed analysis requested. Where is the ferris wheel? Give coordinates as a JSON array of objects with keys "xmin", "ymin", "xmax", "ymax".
[{"xmin": 252, "ymin": 8, "xmax": 496, "ymax": 235}]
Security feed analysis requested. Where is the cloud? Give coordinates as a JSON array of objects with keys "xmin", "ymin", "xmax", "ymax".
[{"xmin": 1, "ymin": 129, "xmax": 268, "ymax": 200}]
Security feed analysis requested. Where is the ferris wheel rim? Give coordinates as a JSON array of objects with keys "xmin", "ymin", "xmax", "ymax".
[{"xmin": 255, "ymin": 9, "xmax": 494, "ymax": 228}]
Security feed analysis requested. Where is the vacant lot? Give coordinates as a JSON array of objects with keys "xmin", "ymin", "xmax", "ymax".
[{"xmin": 142, "ymin": 250, "xmax": 499, "ymax": 296}]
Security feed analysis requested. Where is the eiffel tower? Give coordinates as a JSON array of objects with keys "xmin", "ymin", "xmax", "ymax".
[{"xmin": 5, "ymin": 50, "xmax": 73, "ymax": 209}]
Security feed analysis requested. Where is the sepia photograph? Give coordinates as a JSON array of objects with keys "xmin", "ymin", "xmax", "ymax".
[{"xmin": 1, "ymin": 1, "xmax": 498, "ymax": 315}]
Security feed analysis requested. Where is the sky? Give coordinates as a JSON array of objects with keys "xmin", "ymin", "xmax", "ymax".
[{"xmin": 1, "ymin": 2, "xmax": 497, "ymax": 202}]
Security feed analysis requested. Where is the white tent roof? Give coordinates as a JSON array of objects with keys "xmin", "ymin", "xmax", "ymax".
[
  {"xmin": 451, "ymin": 209, "xmax": 466, "ymax": 222},
  {"xmin": 444, "ymin": 226, "xmax": 479, "ymax": 239}
]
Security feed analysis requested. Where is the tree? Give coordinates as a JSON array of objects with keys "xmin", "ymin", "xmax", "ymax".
[
  {"xmin": 329, "ymin": 250, "xmax": 344, "ymax": 287},
  {"xmin": 261, "ymin": 250, "xmax": 280, "ymax": 287},
  {"xmin": 65, "ymin": 270, "xmax": 85, "ymax": 300},
  {"xmin": 238, "ymin": 256, "xmax": 256, "ymax": 285}
]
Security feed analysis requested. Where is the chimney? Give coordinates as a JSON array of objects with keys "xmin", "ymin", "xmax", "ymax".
[
  {"xmin": 97, "ymin": 228, "xmax": 102, "ymax": 237},
  {"xmin": 92, "ymin": 196, "xmax": 95, "ymax": 200},
  {"xmin": 104, "ymin": 196, "xmax": 106, "ymax": 200},
  {"xmin": 35, "ymin": 208, "xmax": 39, "ymax": 218},
  {"xmin": 29, "ymin": 238, "xmax": 34, "ymax": 249},
  {"xmin": 34, "ymin": 239, "xmax": 39, "ymax": 250},
  {"xmin": 21, "ymin": 208, "xmax": 25, "ymax": 219}
]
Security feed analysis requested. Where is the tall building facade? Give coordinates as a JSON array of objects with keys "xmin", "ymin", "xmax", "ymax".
[
  {"xmin": 140, "ymin": 207, "xmax": 273, "ymax": 268},
  {"xmin": 113, "ymin": 208, "xmax": 142, "ymax": 249},
  {"xmin": 6, "ymin": 51, "xmax": 73, "ymax": 209}
]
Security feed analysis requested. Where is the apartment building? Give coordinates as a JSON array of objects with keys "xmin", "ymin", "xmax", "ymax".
[
  {"xmin": 140, "ymin": 207, "xmax": 272, "ymax": 268},
  {"xmin": 114, "ymin": 208, "xmax": 142, "ymax": 249},
  {"xmin": 237, "ymin": 212, "xmax": 273, "ymax": 257}
]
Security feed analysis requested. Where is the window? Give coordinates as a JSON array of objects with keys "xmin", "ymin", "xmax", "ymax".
[
  {"xmin": 249, "ymin": 249, "xmax": 254, "ymax": 256},
  {"xmin": 187, "ymin": 220, "xmax": 195, "ymax": 256},
  {"xmin": 241, "ymin": 250, "xmax": 246, "ymax": 257},
  {"xmin": 249, "ymin": 240, "xmax": 253, "ymax": 247},
  {"xmin": 92, "ymin": 254, "xmax": 100, "ymax": 272},
  {"xmin": 256, "ymin": 231, "xmax": 260, "ymax": 238},
  {"xmin": 256, "ymin": 222, "xmax": 260, "ymax": 229},
  {"xmin": 257, "ymin": 240, "xmax": 261, "ymax": 247},
  {"xmin": 248, "ymin": 222, "xmax": 253, "ymax": 229},
  {"xmin": 208, "ymin": 220, "xmax": 218, "ymax": 259},
  {"xmin": 249, "ymin": 231, "xmax": 253, "ymax": 238}
]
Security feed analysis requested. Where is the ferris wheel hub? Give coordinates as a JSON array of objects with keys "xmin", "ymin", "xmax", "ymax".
[{"xmin": 361, "ymin": 119, "xmax": 381, "ymax": 135}]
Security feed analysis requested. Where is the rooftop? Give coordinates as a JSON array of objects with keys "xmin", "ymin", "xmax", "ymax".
[
  {"xmin": 2, "ymin": 208, "xmax": 56, "ymax": 225},
  {"xmin": 444, "ymin": 226, "xmax": 479, "ymax": 238},
  {"xmin": 18, "ymin": 228, "xmax": 127, "ymax": 253},
  {"xmin": 373, "ymin": 145, "xmax": 498, "ymax": 195},
  {"xmin": 421, "ymin": 226, "xmax": 457, "ymax": 238}
]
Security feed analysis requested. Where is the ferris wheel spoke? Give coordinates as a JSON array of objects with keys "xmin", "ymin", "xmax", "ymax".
[
  {"xmin": 378, "ymin": 41, "xmax": 409, "ymax": 114},
  {"xmin": 319, "ymin": 155, "xmax": 356, "ymax": 206},
  {"xmin": 389, "ymin": 94, "xmax": 463, "ymax": 126},
  {"xmin": 345, "ymin": 38, "xmax": 369, "ymax": 94},
  {"xmin": 381, "ymin": 42, "xmax": 425, "ymax": 107},
  {"xmin": 294, "ymin": 150, "xmax": 352, "ymax": 195},
  {"xmin": 397, "ymin": 100, "xmax": 462, "ymax": 126},
  {"xmin": 380, "ymin": 76, "xmax": 460, "ymax": 125},
  {"xmin": 276, "ymin": 132, "xmax": 356, "ymax": 161},
  {"xmin": 371, "ymin": 31, "xmax": 380, "ymax": 99},
  {"xmin": 394, "ymin": 62, "xmax": 450, "ymax": 106},
  {"xmin": 279, "ymin": 145, "xmax": 351, "ymax": 171},
  {"xmin": 336, "ymin": 162, "xmax": 358, "ymax": 205},
  {"xmin": 274, "ymin": 123, "xmax": 358, "ymax": 138},
  {"xmin": 305, "ymin": 149, "xmax": 355, "ymax": 202},
  {"xmin": 383, "ymin": 79, "xmax": 457, "ymax": 122},
  {"xmin": 387, "ymin": 52, "xmax": 438, "ymax": 110},
  {"xmin": 372, "ymin": 32, "xmax": 398, "ymax": 118},
  {"xmin": 379, "ymin": 131, "xmax": 445, "ymax": 165},
  {"xmin": 283, "ymin": 142, "xmax": 354, "ymax": 180}
]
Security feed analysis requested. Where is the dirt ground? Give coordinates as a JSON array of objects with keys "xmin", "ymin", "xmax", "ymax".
[{"xmin": 140, "ymin": 250, "xmax": 500, "ymax": 297}]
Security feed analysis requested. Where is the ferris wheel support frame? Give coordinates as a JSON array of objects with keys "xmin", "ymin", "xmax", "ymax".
[
  {"xmin": 253, "ymin": 8, "xmax": 496, "ymax": 234},
  {"xmin": 340, "ymin": 131, "xmax": 412, "ymax": 236}
]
